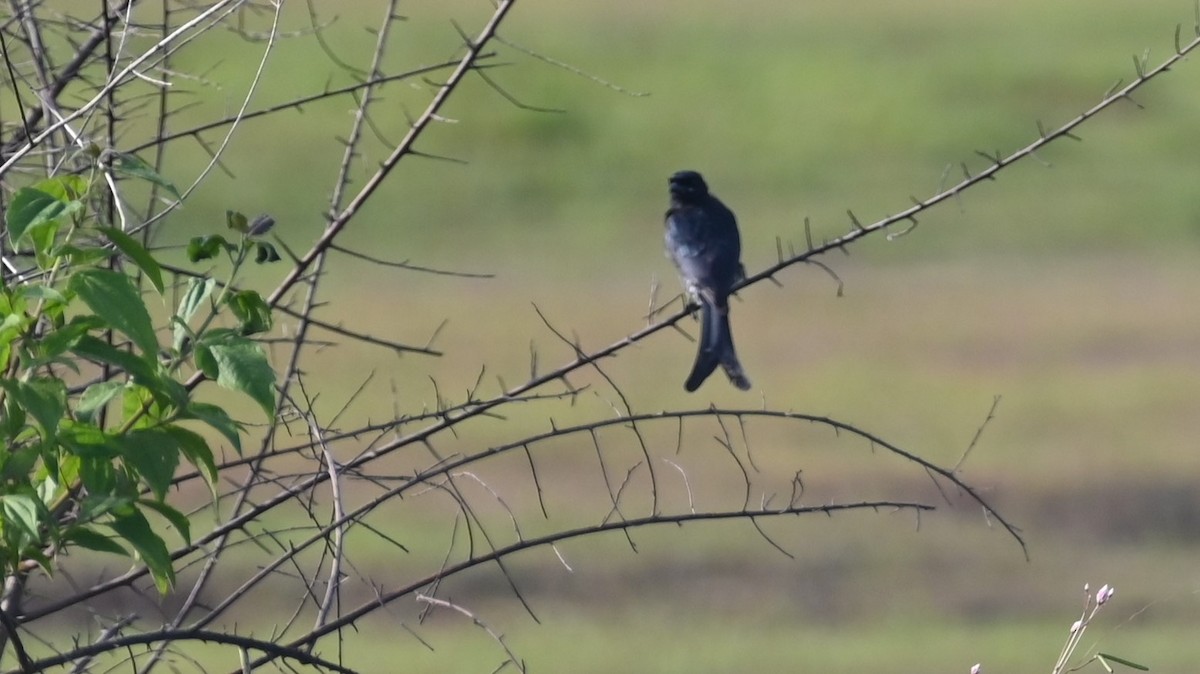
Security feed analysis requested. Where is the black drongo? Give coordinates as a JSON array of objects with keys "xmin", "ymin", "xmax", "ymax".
[{"xmin": 664, "ymin": 170, "xmax": 752, "ymax": 392}]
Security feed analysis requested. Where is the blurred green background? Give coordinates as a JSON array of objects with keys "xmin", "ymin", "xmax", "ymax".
[{"xmin": 88, "ymin": 0, "xmax": 1200, "ymax": 671}]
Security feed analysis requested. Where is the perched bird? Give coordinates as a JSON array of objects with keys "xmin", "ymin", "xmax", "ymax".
[{"xmin": 664, "ymin": 170, "xmax": 752, "ymax": 392}]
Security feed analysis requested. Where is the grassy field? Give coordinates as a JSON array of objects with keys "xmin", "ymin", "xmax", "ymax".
[{"xmin": 31, "ymin": 0, "xmax": 1200, "ymax": 671}]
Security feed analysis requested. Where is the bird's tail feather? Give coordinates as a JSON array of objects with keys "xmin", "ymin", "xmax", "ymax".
[{"xmin": 684, "ymin": 301, "xmax": 752, "ymax": 392}]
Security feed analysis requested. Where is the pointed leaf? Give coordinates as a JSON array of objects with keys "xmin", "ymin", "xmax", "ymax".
[
  {"xmin": 108, "ymin": 509, "xmax": 174, "ymax": 594},
  {"xmin": 72, "ymin": 334, "xmax": 158, "ymax": 385},
  {"xmin": 186, "ymin": 235, "xmax": 229, "ymax": 263},
  {"xmin": 0, "ymin": 396, "xmax": 27, "ymax": 443},
  {"xmin": 193, "ymin": 343, "xmax": 218, "ymax": 379},
  {"xmin": 0, "ymin": 378, "xmax": 67, "ymax": 439},
  {"xmin": 63, "ymin": 527, "xmax": 129, "ymax": 557},
  {"xmin": 34, "ymin": 175, "xmax": 88, "ymax": 201},
  {"xmin": 6, "ymin": 188, "xmax": 67, "ymax": 247},
  {"xmin": 15, "ymin": 284, "xmax": 67, "ymax": 306},
  {"xmin": 59, "ymin": 244, "xmax": 116, "ymax": 267},
  {"xmin": 1, "ymin": 447, "xmax": 38, "ymax": 482},
  {"xmin": 114, "ymin": 153, "xmax": 181, "ymax": 201},
  {"xmin": 27, "ymin": 217, "xmax": 63, "ymax": 264},
  {"xmin": 164, "ymin": 424, "xmax": 217, "ymax": 495},
  {"xmin": 1097, "ymin": 654, "xmax": 1150, "ymax": 671},
  {"xmin": 254, "ymin": 241, "xmax": 281, "ymax": 264},
  {"xmin": 225, "ymin": 210, "xmax": 248, "ymax": 233},
  {"xmin": 207, "ymin": 338, "xmax": 275, "ymax": 418},
  {"xmin": 77, "ymin": 493, "xmax": 131, "ymax": 523},
  {"xmin": 78, "ymin": 456, "xmax": 117, "ymax": 495},
  {"xmin": 37, "ymin": 315, "xmax": 104, "ymax": 364},
  {"xmin": 0, "ymin": 493, "xmax": 43, "ymax": 544},
  {"xmin": 76, "ymin": 381, "xmax": 126, "ymax": 423},
  {"xmin": 173, "ymin": 277, "xmax": 215, "ymax": 352},
  {"xmin": 118, "ymin": 429, "xmax": 180, "ymax": 501},
  {"xmin": 225, "ymin": 290, "xmax": 272, "ymax": 336},
  {"xmin": 182, "ymin": 401, "xmax": 243, "ymax": 453},
  {"xmin": 138, "ymin": 499, "xmax": 190, "ymax": 545},
  {"xmin": 121, "ymin": 378, "xmax": 182, "ymax": 424},
  {"xmin": 58, "ymin": 421, "xmax": 117, "ymax": 460},
  {"xmin": 70, "ymin": 269, "xmax": 158, "ymax": 358},
  {"xmin": 98, "ymin": 226, "xmax": 164, "ymax": 294}
]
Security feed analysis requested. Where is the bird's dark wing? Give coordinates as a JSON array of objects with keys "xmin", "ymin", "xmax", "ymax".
[{"xmin": 664, "ymin": 197, "xmax": 742, "ymax": 304}]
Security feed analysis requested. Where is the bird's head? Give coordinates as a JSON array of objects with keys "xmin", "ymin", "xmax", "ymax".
[{"xmin": 668, "ymin": 170, "xmax": 709, "ymax": 201}]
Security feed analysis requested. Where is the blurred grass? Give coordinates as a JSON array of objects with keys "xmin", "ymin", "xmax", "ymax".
[
  {"xmin": 162, "ymin": 0, "xmax": 1200, "ymax": 264},
  {"xmin": 123, "ymin": 611, "xmax": 1188, "ymax": 674},
  {"xmin": 32, "ymin": 0, "xmax": 1200, "ymax": 670}
]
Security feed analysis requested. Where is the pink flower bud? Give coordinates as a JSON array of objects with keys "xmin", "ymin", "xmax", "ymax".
[
  {"xmin": 970, "ymin": 664, "xmax": 982, "ymax": 674},
  {"xmin": 1070, "ymin": 619, "xmax": 1083, "ymax": 633},
  {"xmin": 1096, "ymin": 585, "xmax": 1115, "ymax": 605}
]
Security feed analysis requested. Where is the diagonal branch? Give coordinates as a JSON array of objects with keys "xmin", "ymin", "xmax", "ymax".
[
  {"xmin": 0, "ymin": 0, "xmax": 242, "ymax": 176},
  {"xmin": 260, "ymin": 500, "xmax": 933, "ymax": 670},
  {"xmin": 262, "ymin": 0, "xmax": 517, "ymax": 309},
  {"xmin": 747, "ymin": 30, "xmax": 1200, "ymax": 287}
]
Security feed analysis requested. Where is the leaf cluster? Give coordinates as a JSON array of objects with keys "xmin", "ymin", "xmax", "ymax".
[{"xmin": 0, "ymin": 169, "xmax": 278, "ymax": 593}]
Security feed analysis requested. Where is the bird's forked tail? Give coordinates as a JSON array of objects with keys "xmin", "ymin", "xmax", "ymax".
[{"xmin": 684, "ymin": 300, "xmax": 751, "ymax": 392}]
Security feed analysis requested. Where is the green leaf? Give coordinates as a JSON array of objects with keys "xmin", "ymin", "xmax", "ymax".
[
  {"xmin": 108, "ymin": 509, "xmax": 175, "ymax": 594},
  {"xmin": 0, "ymin": 493, "xmax": 43, "ymax": 545},
  {"xmin": 76, "ymin": 381, "xmax": 126, "ymax": 422},
  {"xmin": 226, "ymin": 210, "xmax": 248, "ymax": 233},
  {"xmin": 0, "ymin": 313, "xmax": 24, "ymax": 375},
  {"xmin": 38, "ymin": 455, "xmax": 76, "ymax": 502},
  {"xmin": 72, "ymin": 334, "xmax": 158, "ymax": 385},
  {"xmin": 206, "ymin": 338, "xmax": 275, "ymax": 419},
  {"xmin": 58, "ymin": 244, "xmax": 116, "ymax": 267},
  {"xmin": 225, "ymin": 289, "xmax": 272, "ymax": 336},
  {"xmin": 173, "ymin": 277, "xmax": 215, "ymax": 352},
  {"xmin": 113, "ymin": 153, "xmax": 181, "ymax": 201},
  {"xmin": 0, "ymin": 378, "xmax": 67, "ymax": 439},
  {"xmin": 175, "ymin": 277, "xmax": 215, "ymax": 325},
  {"xmin": 138, "ymin": 499, "xmax": 190, "ymax": 545},
  {"xmin": 63, "ymin": 527, "xmax": 128, "ymax": 557},
  {"xmin": 254, "ymin": 241, "xmax": 281, "ymax": 264},
  {"xmin": 76, "ymin": 493, "xmax": 131, "ymax": 523},
  {"xmin": 1, "ymin": 446, "xmax": 38, "ymax": 482},
  {"xmin": 121, "ymin": 383, "xmax": 173, "ymax": 428},
  {"xmin": 37, "ymin": 315, "xmax": 104, "ymax": 364},
  {"xmin": 118, "ymin": 429, "xmax": 180, "ymax": 501},
  {"xmin": 15, "ymin": 284, "xmax": 67, "ymax": 306},
  {"xmin": 27, "ymin": 218, "xmax": 62, "ymax": 265},
  {"xmin": 121, "ymin": 384, "xmax": 154, "ymax": 428},
  {"xmin": 1097, "ymin": 653, "xmax": 1150, "ymax": 671},
  {"xmin": 186, "ymin": 235, "xmax": 229, "ymax": 263},
  {"xmin": 182, "ymin": 401, "xmax": 243, "ymax": 453},
  {"xmin": 70, "ymin": 269, "xmax": 159, "ymax": 358},
  {"xmin": 164, "ymin": 424, "xmax": 218, "ymax": 495},
  {"xmin": 58, "ymin": 421, "xmax": 117, "ymax": 459},
  {"xmin": 154, "ymin": 375, "xmax": 190, "ymax": 409},
  {"xmin": 0, "ymin": 396, "xmax": 27, "ymax": 444},
  {"xmin": 97, "ymin": 226, "xmax": 164, "ymax": 294},
  {"xmin": 193, "ymin": 343, "xmax": 218, "ymax": 379},
  {"xmin": 6, "ymin": 188, "xmax": 68, "ymax": 247},
  {"xmin": 34, "ymin": 175, "xmax": 88, "ymax": 201},
  {"xmin": 78, "ymin": 456, "xmax": 117, "ymax": 495}
]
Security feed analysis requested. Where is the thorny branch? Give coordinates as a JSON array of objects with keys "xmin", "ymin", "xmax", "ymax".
[{"xmin": 1, "ymin": 2, "xmax": 1197, "ymax": 673}]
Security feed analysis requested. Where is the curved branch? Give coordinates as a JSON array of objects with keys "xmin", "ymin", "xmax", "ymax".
[
  {"xmin": 5, "ymin": 628, "xmax": 356, "ymax": 674},
  {"xmin": 258, "ymin": 500, "xmax": 932, "ymax": 670}
]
